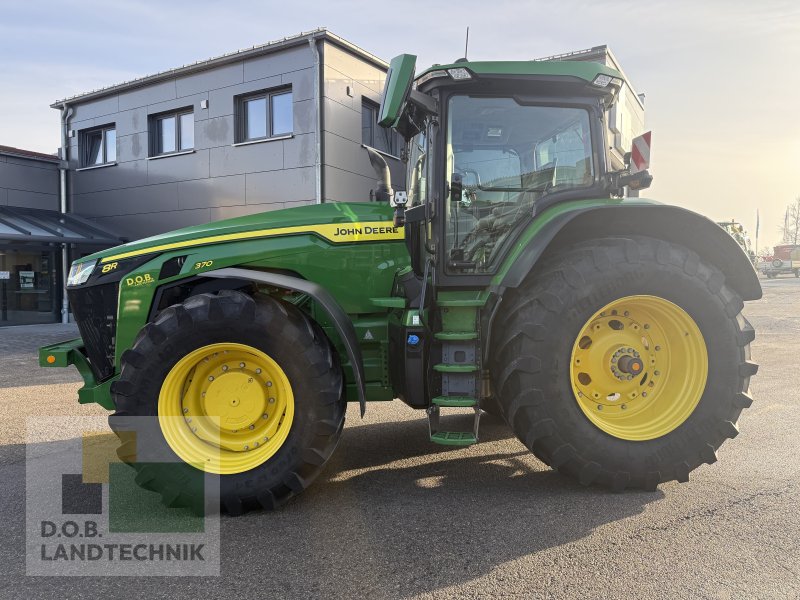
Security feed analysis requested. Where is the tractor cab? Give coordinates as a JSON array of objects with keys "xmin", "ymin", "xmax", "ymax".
[{"xmin": 374, "ymin": 54, "xmax": 651, "ymax": 283}]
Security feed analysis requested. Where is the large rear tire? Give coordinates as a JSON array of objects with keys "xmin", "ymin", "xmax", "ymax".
[
  {"xmin": 109, "ymin": 290, "xmax": 345, "ymax": 514},
  {"xmin": 491, "ymin": 236, "xmax": 756, "ymax": 491}
]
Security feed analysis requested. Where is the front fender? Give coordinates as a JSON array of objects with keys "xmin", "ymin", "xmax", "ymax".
[
  {"xmin": 199, "ymin": 268, "xmax": 367, "ymax": 416},
  {"xmin": 494, "ymin": 202, "xmax": 762, "ymax": 301}
]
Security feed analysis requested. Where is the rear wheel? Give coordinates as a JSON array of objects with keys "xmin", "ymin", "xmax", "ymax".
[
  {"xmin": 109, "ymin": 291, "xmax": 345, "ymax": 514},
  {"xmin": 491, "ymin": 236, "xmax": 756, "ymax": 490}
]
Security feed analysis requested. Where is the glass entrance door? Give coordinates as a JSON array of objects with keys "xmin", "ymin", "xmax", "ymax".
[{"xmin": 0, "ymin": 246, "xmax": 59, "ymax": 326}]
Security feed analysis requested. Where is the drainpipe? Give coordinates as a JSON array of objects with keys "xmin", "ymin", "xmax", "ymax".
[
  {"xmin": 308, "ymin": 37, "xmax": 322, "ymax": 204},
  {"xmin": 59, "ymin": 104, "xmax": 73, "ymax": 324}
]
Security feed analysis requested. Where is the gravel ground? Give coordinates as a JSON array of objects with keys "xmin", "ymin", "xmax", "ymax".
[{"xmin": 0, "ymin": 276, "xmax": 798, "ymax": 599}]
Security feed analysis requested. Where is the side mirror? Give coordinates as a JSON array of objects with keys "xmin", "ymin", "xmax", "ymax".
[
  {"xmin": 364, "ymin": 145, "xmax": 394, "ymax": 203},
  {"xmin": 450, "ymin": 173, "xmax": 463, "ymax": 202},
  {"xmin": 617, "ymin": 169, "xmax": 653, "ymax": 191}
]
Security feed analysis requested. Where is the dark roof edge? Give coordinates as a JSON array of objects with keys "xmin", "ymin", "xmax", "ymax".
[
  {"xmin": 51, "ymin": 29, "xmax": 388, "ymax": 109},
  {"xmin": 0, "ymin": 145, "xmax": 60, "ymax": 163}
]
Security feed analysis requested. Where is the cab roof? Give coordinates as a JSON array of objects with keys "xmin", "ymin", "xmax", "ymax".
[{"xmin": 416, "ymin": 59, "xmax": 624, "ymax": 86}]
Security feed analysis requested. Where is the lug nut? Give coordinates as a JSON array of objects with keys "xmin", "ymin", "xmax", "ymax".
[
  {"xmin": 266, "ymin": 381, "xmax": 273, "ymax": 387},
  {"xmin": 654, "ymin": 370, "xmax": 660, "ymax": 376},
  {"xmin": 597, "ymin": 405, "xmax": 603, "ymax": 410},
  {"xmin": 222, "ymin": 365, "xmax": 228, "ymax": 371},
  {"xmin": 262, "ymin": 413, "xmax": 269, "ymax": 419},
  {"xmin": 655, "ymin": 345, "xmax": 661, "ymax": 351},
  {"xmin": 642, "ymin": 392, "xmax": 648, "ymax": 397},
  {"xmin": 256, "ymin": 368, "xmax": 262, "ymax": 374},
  {"xmin": 208, "ymin": 376, "xmax": 214, "ymax": 381},
  {"xmin": 239, "ymin": 362, "xmax": 245, "ymax": 368},
  {"xmin": 249, "ymin": 424, "xmax": 255, "ymax": 430},
  {"xmin": 269, "ymin": 398, "xmax": 275, "ymax": 404},
  {"xmin": 244, "ymin": 445, "xmax": 249, "ymax": 451},
  {"xmin": 621, "ymin": 404, "xmax": 627, "ymax": 410},
  {"xmin": 182, "ymin": 407, "xmax": 188, "ymax": 414}
]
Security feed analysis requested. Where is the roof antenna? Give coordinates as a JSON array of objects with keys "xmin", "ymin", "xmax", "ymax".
[{"xmin": 457, "ymin": 26, "xmax": 470, "ymax": 63}]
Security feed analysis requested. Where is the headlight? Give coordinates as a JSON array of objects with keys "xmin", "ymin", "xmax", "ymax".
[{"xmin": 67, "ymin": 259, "xmax": 97, "ymax": 287}]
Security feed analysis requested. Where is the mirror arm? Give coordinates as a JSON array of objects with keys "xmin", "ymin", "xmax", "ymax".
[{"xmin": 408, "ymin": 89, "xmax": 438, "ymax": 116}]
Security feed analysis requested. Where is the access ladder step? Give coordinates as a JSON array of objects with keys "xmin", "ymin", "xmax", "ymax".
[
  {"xmin": 430, "ymin": 431, "xmax": 478, "ymax": 446},
  {"xmin": 434, "ymin": 331, "xmax": 478, "ymax": 341},
  {"xmin": 436, "ymin": 299, "xmax": 485, "ymax": 307},
  {"xmin": 432, "ymin": 396, "xmax": 478, "ymax": 407},
  {"xmin": 434, "ymin": 363, "xmax": 479, "ymax": 373}
]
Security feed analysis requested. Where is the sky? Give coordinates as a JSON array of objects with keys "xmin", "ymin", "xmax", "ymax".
[{"xmin": 0, "ymin": 0, "xmax": 797, "ymax": 249}]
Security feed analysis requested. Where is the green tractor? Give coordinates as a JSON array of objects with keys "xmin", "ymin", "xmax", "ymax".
[{"xmin": 41, "ymin": 54, "xmax": 760, "ymax": 514}]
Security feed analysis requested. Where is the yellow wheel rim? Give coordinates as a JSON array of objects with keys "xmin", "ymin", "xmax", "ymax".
[
  {"xmin": 569, "ymin": 295, "xmax": 708, "ymax": 441},
  {"xmin": 158, "ymin": 343, "xmax": 294, "ymax": 475}
]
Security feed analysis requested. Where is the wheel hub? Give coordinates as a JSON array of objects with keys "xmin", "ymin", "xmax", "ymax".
[
  {"xmin": 203, "ymin": 371, "xmax": 265, "ymax": 433},
  {"xmin": 611, "ymin": 349, "xmax": 644, "ymax": 380}
]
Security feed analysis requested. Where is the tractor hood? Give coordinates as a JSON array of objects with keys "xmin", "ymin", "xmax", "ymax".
[{"xmin": 80, "ymin": 202, "xmax": 399, "ymax": 265}]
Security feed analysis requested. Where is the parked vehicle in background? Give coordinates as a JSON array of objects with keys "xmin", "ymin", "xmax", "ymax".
[
  {"xmin": 717, "ymin": 220, "xmax": 756, "ymax": 266},
  {"xmin": 759, "ymin": 244, "xmax": 800, "ymax": 278}
]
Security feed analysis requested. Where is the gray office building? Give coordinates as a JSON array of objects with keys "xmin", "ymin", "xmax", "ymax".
[
  {"xmin": 53, "ymin": 28, "xmax": 403, "ymax": 242},
  {"xmin": 0, "ymin": 29, "xmax": 404, "ymax": 326}
]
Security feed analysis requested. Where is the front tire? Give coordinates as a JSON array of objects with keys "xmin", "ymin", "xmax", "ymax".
[
  {"xmin": 109, "ymin": 291, "xmax": 345, "ymax": 514},
  {"xmin": 491, "ymin": 237, "xmax": 757, "ymax": 491}
]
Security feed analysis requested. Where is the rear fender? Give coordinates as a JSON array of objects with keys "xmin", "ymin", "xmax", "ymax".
[{"xmin": 496, "ymin": 204, "xmax": 762, "ymax": 301}]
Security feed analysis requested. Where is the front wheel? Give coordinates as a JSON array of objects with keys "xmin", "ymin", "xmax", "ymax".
[
  {"xmin": 109, "ymin": 291, "xmax": 345, "ymax": 514},
  {"xmin": 491, "ymin": 236, "xmax": 757, "ymax": 491}
]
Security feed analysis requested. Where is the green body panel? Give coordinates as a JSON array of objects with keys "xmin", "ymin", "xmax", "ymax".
[
  {"xmin": 112, "ymin": 203, "xmax": 408, "ymax": 404},
  {"xmin": 79, "ymin": 202, "xmax": 401, "ymax": 265},
  {"xmin": 417, "ymin": 60, "xmax": 623, "ymax": 85}
]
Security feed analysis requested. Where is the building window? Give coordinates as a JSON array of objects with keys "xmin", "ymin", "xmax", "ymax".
[
  {"xmin": 235, "ymin": 87, "xmax": 293, "ymax": 143},
  {"xmin": 80, "ymin": 125, "xmax": 116, "ymax": 167},
  {"xmin": 362, "ymin": 99, "xmax": 400, "ymax": 157},
  {"xmin": 149, "ymin": 109, "xmax": 194, "ymax": 156}
]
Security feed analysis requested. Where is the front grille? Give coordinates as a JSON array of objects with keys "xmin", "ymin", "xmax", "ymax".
[{"xmin": 68, "ymin": 282, "xmax": 119, "ymax": 381}]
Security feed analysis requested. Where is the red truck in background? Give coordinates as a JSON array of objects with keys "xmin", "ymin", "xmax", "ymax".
[{"xmin": 761, "ymin": 244, "xmax": 800, "ymax": 278}]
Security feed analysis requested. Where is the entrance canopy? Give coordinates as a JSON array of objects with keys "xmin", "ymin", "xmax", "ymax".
[{"xmin": 0, "ymin": 206, "xmax": 122, "ymax": 246}]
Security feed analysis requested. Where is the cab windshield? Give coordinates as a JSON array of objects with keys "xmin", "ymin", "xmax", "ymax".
[{"xmin": 445, "ymin": 95, "xmax": 594, "ymax": 272}]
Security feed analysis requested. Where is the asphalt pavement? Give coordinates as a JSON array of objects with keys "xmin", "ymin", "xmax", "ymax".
[{"xmin": 1, "ymin": 275, "xmax": 798, "ymax": 599}]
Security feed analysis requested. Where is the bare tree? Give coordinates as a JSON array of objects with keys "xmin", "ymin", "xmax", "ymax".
[{"xmin": 781, "ymin": 197, "xmax": 800, "ymax": 245}]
